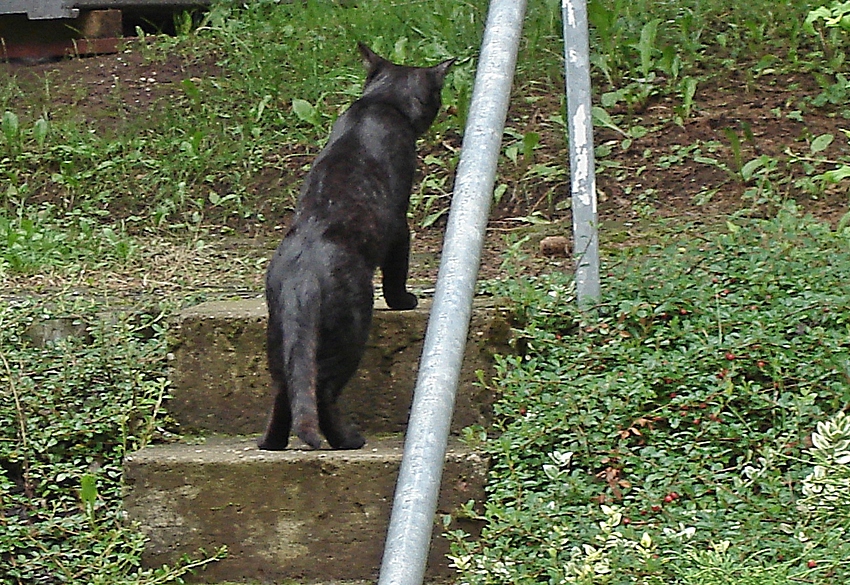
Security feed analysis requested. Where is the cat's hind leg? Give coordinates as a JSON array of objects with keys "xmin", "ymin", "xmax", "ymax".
[
  {"xmin": 258, "ymin": 380, "xmax": 292, "ymax": 450},
  {"xmin": 258, "ymin": 313, "xmax": 293, "ymax": 450},
  {"xmin": 315, "ymin": 333, "xmax": 367, "ymax": 450},
  {"xmin": 318, "ymin": 399, "xmax": 365, "ymax": 450}
]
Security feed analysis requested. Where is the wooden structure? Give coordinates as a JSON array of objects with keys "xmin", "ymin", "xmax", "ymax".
[{"xmin": 0, "ymin": 0, "xmax": 209, "ymax": 61}]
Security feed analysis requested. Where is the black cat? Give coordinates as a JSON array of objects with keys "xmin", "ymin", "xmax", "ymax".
[{"xmin": 259, "ymin": 43, "xmax": 454, "ymax": 450}]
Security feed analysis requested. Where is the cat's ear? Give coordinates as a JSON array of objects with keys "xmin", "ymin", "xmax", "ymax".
[
  {"xmin": 431, "ymin": 57, "xmax": 456, "ymax": 87},
  {"xmin": 358, "ymin": 42, "xmax": 387, "ymax": 72}
]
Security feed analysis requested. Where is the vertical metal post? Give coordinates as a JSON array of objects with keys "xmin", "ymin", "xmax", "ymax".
[
  {"xmin": 562, "ymin": 0, "xmax": 600, "ymax": 307},
  {"xmin": 377, "ymin": 1, "xmax": 526, "ymax": 584}
]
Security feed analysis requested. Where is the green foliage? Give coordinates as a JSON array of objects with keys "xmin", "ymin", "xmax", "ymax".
[
  {"xmin": 583, "ymin": 0, "xmax": 850, "ymax": 118},
  {"xmin": 805, "ymin": 1, "xmax": 850, "ymax": 58},
  {"xmin": 182, "ymin": 0, "xmax": 484, "ymax": 145},
  {"xmin": 0, "ymin": 205, "xmax": 138, "ymax": 274},
  {"xmin": 448, "ymin": 207, "xmax": 850, "ymax": 584},
  {"xmin": 3, "ymin": 0, "xmax": 850, "ymax": 241},
  {"xmin": 0, "ymin": 298, "xmax": 224, "ymax": 583},
  {"xmin": 799, "ymin": 411, "xmax": 850, "ymax": 521},
  {"xmin": 0, "ymin": 0, "xmax": 487, "ymax": 238}
]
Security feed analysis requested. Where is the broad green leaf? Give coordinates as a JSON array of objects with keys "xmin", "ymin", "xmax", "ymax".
[
  {"xmin": 33, "ymin": 118, "xmax": 49, "ymax": 147},
  {"xmin": 592, "ymin": 106, "xmax": 627, "ymax": 136},
  {"xmin": 80, "ymin": 473, "xmax": 97, "ymax": 508},
  {"xmin": 811, "ymin": 133, "xmax": 834, "ymax": 153},
  {"xmin": 2, "ymin": 110, "xmax": 19, "ymax": 143},
  {"xmin": 823, "ymin": 165, "xmax": 850, "ymax": 183},
  {"xmin": 637, "ymin": 19, "xmax": 661, "ymax": 78},
  {"xmin": 741, "ymin": 157, "xmax": 766, "ymax": 181},
  {"xmin": 292, "ymin": 98, "xmax": 318, "ymax": 125}
]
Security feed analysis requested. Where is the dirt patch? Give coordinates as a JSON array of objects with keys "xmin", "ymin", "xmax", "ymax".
[
  {"xmin": 592, "ymin": 70, "xmax": 850, "ymax": 224},
  {"xmin": 4, "ymin": 42, "xmax": 220, "ymax": 132}
]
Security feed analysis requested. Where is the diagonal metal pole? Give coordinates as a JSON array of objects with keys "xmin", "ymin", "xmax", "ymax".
[
  {"xmin": 377, "ymin": 1, "xmax": 527, "ymax": 584},
  {"xmin": 563, "ymin": 0, "xmax": 600, "ymax": 307}
]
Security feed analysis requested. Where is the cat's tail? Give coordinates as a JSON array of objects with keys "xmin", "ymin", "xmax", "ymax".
[{"xmin": 279, "ymin": 274, "xmax": 323, "ymax": 449}]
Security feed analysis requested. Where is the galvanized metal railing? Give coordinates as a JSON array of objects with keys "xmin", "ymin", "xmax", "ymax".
[
  {"xmin": 377, "ymin": 1, "xmax": 527, "ymax": 584},
  {"xmin": 378, "ymin": 0, "xmax": 599, "ymax": 583},
  {"xmin": 563, "ymin": 0, "xmax": 600, "ymax": 308}
]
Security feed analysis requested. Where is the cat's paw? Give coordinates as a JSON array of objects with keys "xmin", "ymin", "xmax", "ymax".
[
  {"xmin": 385, "ymin": 291, "xmax": 418, "ymax": 310},
  {"xmin": 257, "ymin": 435, "xmax": 290, "ymax": 451},
  {"xmin": 296, "ymin": 428, "xmax": 323, "ymax": 450},
  {"xmin": 328, "ymin": 431, "xmax": 366, "ymax": 450}
]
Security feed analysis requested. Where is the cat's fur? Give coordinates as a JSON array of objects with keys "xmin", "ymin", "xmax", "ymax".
[{"xmin": 259, "ymin": 43, "xmax": 454, "ymax": 450}]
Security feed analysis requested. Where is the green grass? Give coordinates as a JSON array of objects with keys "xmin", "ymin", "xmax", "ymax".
[
  {"xmin": 1, "ymin": 0, "xmax": 491, "ymax": 250},
  {"xmin": 1, "ymin": 0, "xmax": 848, "ymax": 263},
  {"xmin": 0, "ymin": 0, "xmax": 850, "ymax": 265},
  {"xmin": 448, "ymin": 206, "xmax": 850, "ymax": 584}
]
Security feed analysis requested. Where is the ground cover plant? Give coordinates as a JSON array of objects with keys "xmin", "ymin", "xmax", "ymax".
[
  {"xmin": 1, "ymin": 0, "xmax": 849, "ymax": 582},
  {"xmin": 0, "ymin": 297, "xmax": 225, "ymax": 583},
  {"xmin": 448, "ymin": 206, "xmax": 850, "ymax": 583}
]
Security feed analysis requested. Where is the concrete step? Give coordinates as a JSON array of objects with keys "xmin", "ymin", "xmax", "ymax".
[
  {"xmin": 168, "ymin": 298, "xmax": 510, "ymax": 440},
  {"xmin": 124, "ymin": 436, "xmax": 486, "ymax": 583}
]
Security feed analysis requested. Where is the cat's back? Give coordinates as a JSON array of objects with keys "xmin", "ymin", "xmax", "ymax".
[
  {"xmin": 320, "ymin": 98, "xmax": 418, "ymax": 166},
  {"xmin": 295, "ymin": 98, "xmax": 418, "ymax": 223}
]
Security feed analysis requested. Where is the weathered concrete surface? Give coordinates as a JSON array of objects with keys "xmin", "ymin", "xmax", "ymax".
[
  {"xmin": 168, "ymin": 298, "xmax": 511, "ymax": 439},
  {"xmin": 124, "ymin": 436, "xmax": 486, "ymax": 583}
]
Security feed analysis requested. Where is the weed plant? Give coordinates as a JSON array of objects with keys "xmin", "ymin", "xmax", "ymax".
[
  {"xmin": 448, "ymin": 205, "xmax": 850, "ymax": 584},
  {"xmin": 0, "ymin": 298, "xmax": 223, "ymax": 583}
]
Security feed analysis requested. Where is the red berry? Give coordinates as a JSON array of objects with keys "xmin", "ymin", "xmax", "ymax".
[
  {"xmin": 664, "ymin": 492, "xmax": 679, "ymax": 503},
  {"xmin": 757, "ymin": 360, "xmax": 766, "ymax": 368},
  {"xmin": 725, "ymin": 352, "xmax": 736, "ymax": 360},
  {"xmin": 651, "ymin": 505, "xmax": 661, "ymax": 512},
  {"xmin": 807, "ymin": 560, "xmax": 817, "ymax": 568},
  {"xmin": 623, "ymin": 517, "xmax": 631, "ymax": 524}
]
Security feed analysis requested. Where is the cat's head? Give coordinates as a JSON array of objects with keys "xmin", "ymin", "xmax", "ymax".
[{"xmin": 358, "ymin": 42, "xmax": 455, "ymax": 136}]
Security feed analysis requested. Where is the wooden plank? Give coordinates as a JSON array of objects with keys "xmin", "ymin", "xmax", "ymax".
[
  {"xmin": 0, "ymin": 10, "xmax": 122, "ymax": 61},
  {"xmin": 1, "ymin": 36, "xmax": 120, "ymax": 61},
  {"xmin": 79, "ymin": 9, "xmax": 122, "ymax": 39}
]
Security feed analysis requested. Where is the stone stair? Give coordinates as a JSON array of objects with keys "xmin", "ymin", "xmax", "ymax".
[{"xmin": 123, "ymin": 297, "xmax": 510, "ymax": 583}]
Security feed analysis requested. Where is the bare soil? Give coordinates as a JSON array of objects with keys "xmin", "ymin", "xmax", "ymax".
[{"xmin": 3, "ymin": 43, "xmax": 849, "ymax": 298}]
